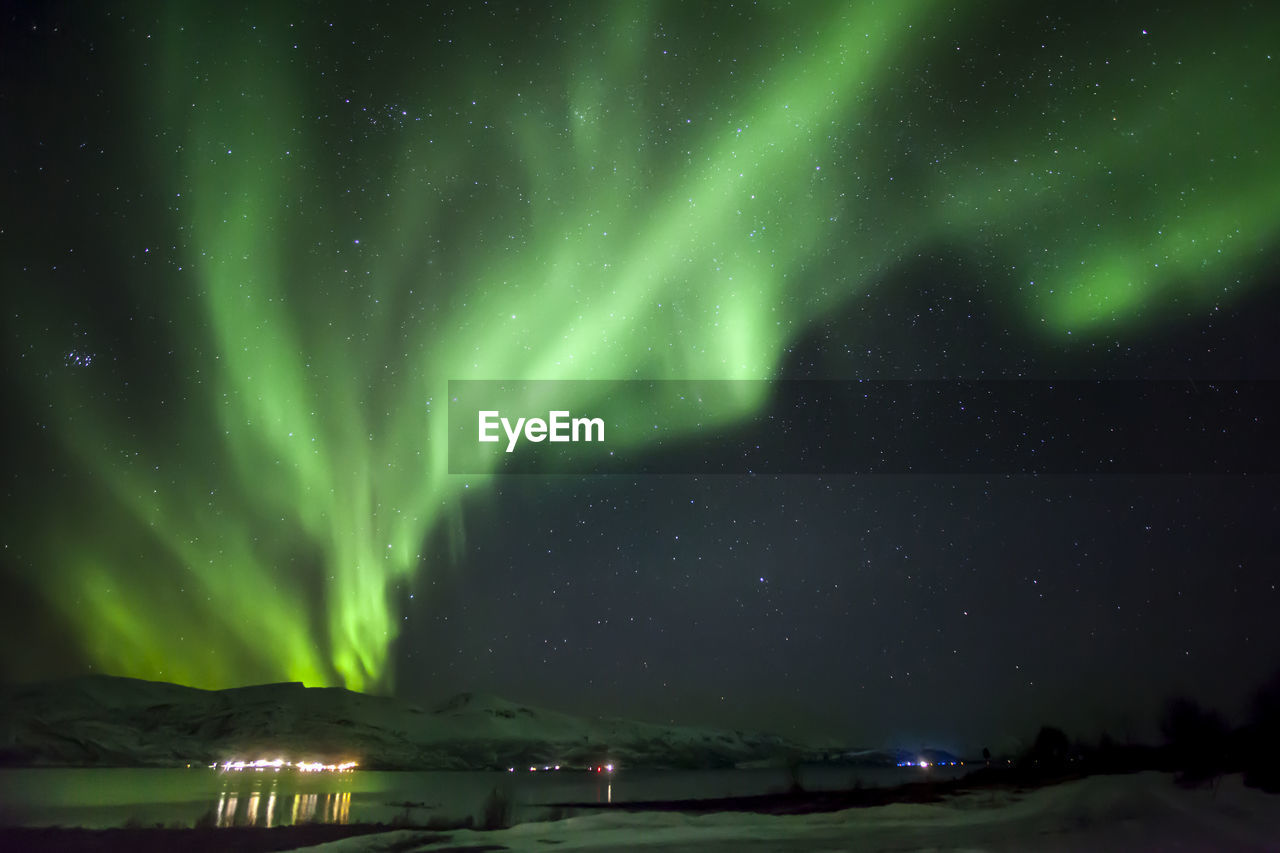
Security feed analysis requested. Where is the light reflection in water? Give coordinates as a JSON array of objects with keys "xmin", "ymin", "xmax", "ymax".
[
  {"xmin": 295, "ymin": 793, "xmax": 317, "ymax": 824},
  {"xmin": 221, "ymin": 795, "xmax": 237, "ymax": 827},
  {"xmin": 211, "ymin": 776, "xmax": 355, "ymax": 827}
]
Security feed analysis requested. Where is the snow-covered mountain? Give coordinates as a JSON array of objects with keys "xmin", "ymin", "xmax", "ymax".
[{"xmin": 0, "ymin": 676, "xmax": 809, "ymax": 770}]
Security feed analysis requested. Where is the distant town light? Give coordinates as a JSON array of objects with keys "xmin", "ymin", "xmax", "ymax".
[{"xmin": 219, "ymin": 758, "xmax": 355, "ymax": 773}]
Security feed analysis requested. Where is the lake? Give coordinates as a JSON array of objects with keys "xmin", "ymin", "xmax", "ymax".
[{"xmin": 0, "ymin": 764, "xmax": 971, "ymax": 828}]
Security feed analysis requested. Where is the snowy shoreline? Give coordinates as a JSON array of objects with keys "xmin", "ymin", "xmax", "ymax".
[
  {"xmin": 3, "ymin": 771, "xmax": 1276, "ymax": 851},
  {"xmin": 297, "ymin": 772, "xmax": 1280, "ymax": 852}
]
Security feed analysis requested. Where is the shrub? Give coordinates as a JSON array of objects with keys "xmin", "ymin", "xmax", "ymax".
[
  {"xmin": 1022, "ymin": 726, "xmax": 1070, "ymax": 774},
  {"xmin": 1242, "ymin": 671, "xmax": 1280, "ymax": 793},
  {"xmin": 1162, "ymin": 696, "xmax": 1228, "ymax": 787},
  {"xmin": 480, "ymin": 787, "xmax": 512, "ymax": 830},
  {"xmin": 785, "ymin": 757, "xmax": 805, "ymax": 794}
]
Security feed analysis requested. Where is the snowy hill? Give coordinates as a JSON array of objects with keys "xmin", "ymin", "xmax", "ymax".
[{"xmin": 0, "ymin": 676, "xmax": 809, "ymax": 770}]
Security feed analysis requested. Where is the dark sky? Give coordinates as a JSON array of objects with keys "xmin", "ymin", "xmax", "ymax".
[{"xmin": 2, "ymin": 0, "xmax": 1278, "ymax": 754}]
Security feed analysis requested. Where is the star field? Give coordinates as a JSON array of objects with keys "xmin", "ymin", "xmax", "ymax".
[{"xmin": 1, "ymin": 0, "xmax": 1278, "ymax": 749}]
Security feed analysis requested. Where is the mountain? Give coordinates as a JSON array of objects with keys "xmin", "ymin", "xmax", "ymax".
[{"xmin": 0, "ymin": 676, "xmax": 811, "ymax": 770}]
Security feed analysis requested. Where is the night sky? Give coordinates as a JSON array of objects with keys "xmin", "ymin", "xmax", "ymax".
[{"xmin": 2, "ymin": 1, "xmax": 1278, "ymax": 754}]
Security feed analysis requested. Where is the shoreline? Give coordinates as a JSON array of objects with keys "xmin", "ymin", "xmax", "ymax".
[
  {"xmin": 539, "ymin": 765, "xmax": 1081, "ymax": 816},
  {"xmin": 0, "ymin": 823, "xmax": 421, "ymax": 853}
]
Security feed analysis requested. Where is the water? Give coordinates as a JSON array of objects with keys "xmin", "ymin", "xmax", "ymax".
[{"xmin": 0, "ymin": 765, "xmax": 970, "ymax": 829}]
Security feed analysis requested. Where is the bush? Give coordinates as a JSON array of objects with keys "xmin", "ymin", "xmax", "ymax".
[
  {"xmin": 480, "ymin": 787, "xmax": 512, "ymax": 830},
  {"xmin": 785, "ymin": 757, "xmax": 805, "ymax": 794},
  {"xmin": 1162, "ymin": 696, "xmax": 1228, "ymax": 787},
  {"xmin": 1243, "ymin": 671, "xmax": 1280, "ymax": 793},
  {"xmin": 541, "ymin": 806, "xmax": 569, "ymax": 822},
  {"xmin": 1022, "ymin": 726, "xmax": 1070, "ymax": 774}
]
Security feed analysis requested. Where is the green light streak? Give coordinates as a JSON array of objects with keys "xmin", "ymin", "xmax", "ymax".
[
  {"xmin": 932, "ymin": 13, "xmax": 1280, "ymax": 332},
  {"xmin": 24, "ymin": 1, "xmax": 1279, "ymax": 689}
]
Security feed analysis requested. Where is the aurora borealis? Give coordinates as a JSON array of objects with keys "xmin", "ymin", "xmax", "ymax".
[{"xmin": 3, "ymin": 0, "xmax": 1279, "ymax": 743}]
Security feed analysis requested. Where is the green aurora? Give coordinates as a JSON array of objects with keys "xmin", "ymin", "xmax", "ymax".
[{"xmin": 10, "ymin": 1, "xmax": 1279, "ymax": 690}]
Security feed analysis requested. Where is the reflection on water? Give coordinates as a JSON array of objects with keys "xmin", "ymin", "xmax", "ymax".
[
  {"xmin": 589, "ymin": 778, "xmax": 613, "ymax": 805},
  {"xmin": 0, "ymin": 764, "xmax": 969, "ymax": 830},
  {"xmin": 216, "ymin": 787, "xmax": 352, "ymax": 827}
]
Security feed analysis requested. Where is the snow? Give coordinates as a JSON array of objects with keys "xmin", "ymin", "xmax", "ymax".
[{"xmin": 292, "ymin": 772, "xmax": 1280, "ymax": 852}]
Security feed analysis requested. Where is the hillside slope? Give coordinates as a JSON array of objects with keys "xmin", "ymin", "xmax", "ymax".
[{"xmin": 0, "ymin": 676, "xmax": 807, "ymax": 770}]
